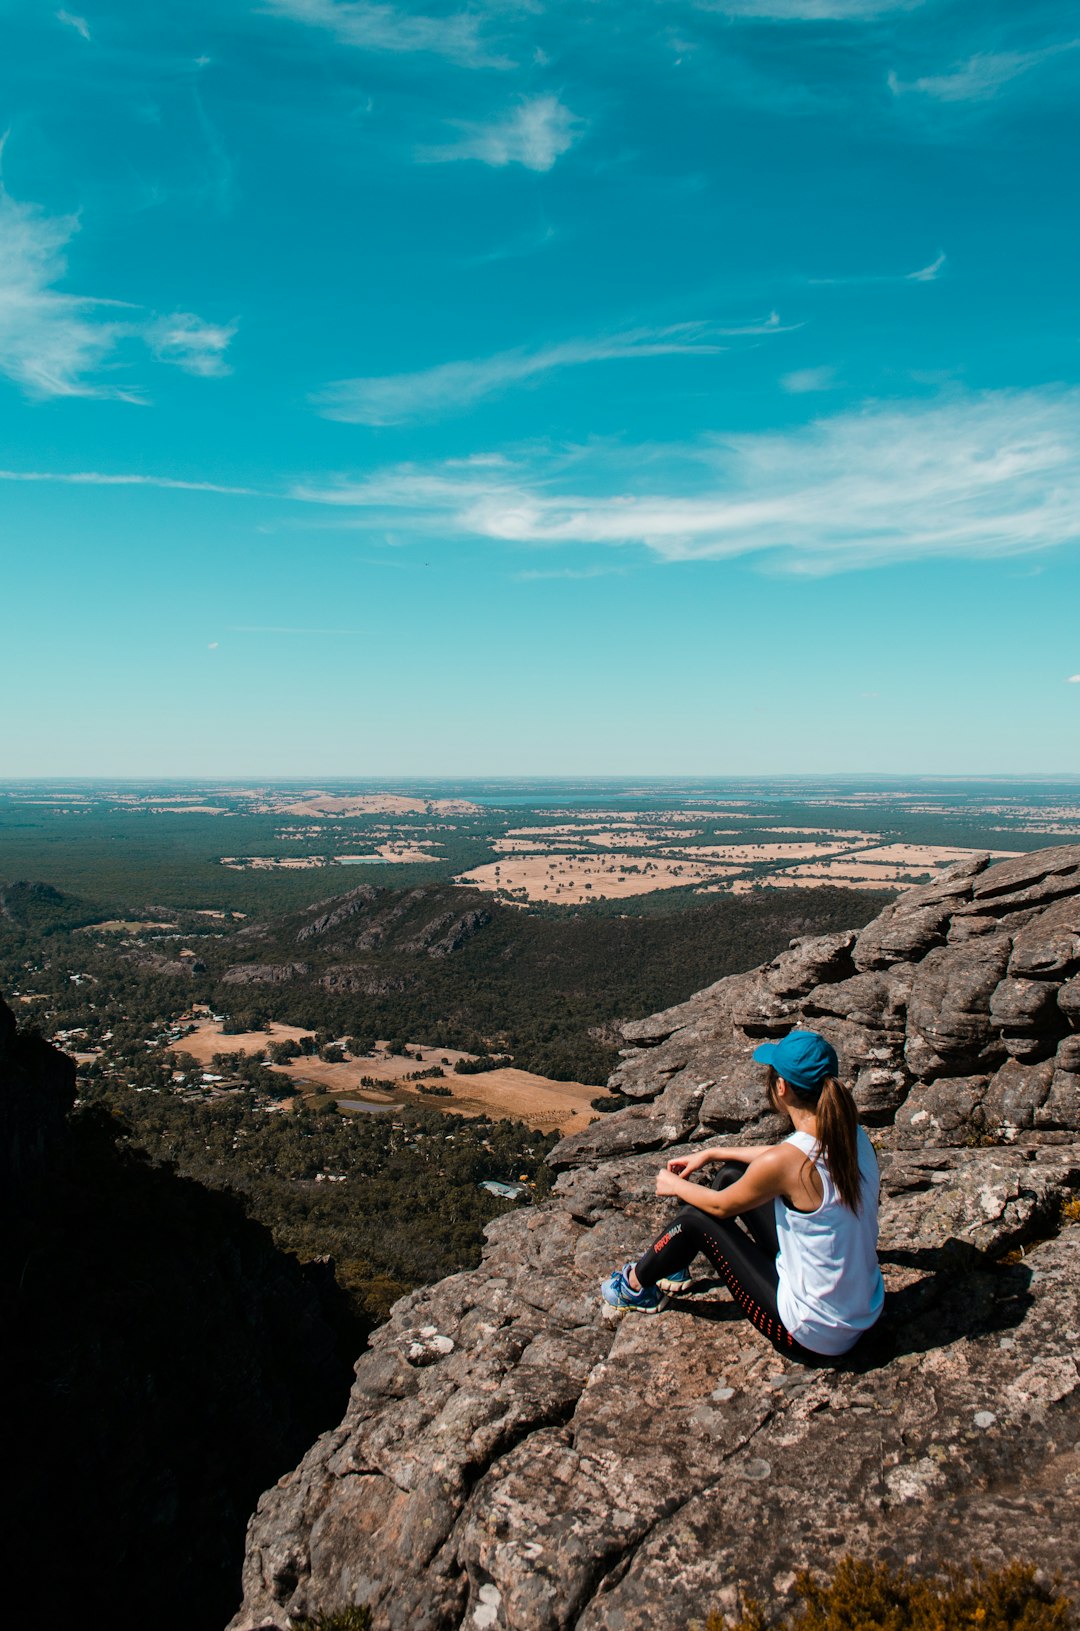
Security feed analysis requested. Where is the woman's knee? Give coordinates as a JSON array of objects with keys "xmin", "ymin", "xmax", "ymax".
[
  {"xmin": 668, "ymin": 1203, "xmax": 720, "ymax": 1243},
  {"xmin": 709, "ymin": 1161, "xmax": 747, "ymax": 1191}
]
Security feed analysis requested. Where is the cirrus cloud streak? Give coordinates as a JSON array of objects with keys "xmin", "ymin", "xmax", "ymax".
[
  {"xmin": 297, "ymin": 389, "xmax": 1080, "ymax": 575},
  {"xmin": 0, "ymin": 184, "xmax": 235, "ymax": 400},
  {"xmin": 316, "ymin": 314, "xmax": 796, "ymax": 424},
  {"xmin": 259, "ymin": 0, "xmax": 510, "ymax": 69}
]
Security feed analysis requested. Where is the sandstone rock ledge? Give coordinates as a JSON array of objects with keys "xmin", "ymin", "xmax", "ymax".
[{"xmin": 231, "ymin": 849, "xmax": 1080, "ymax": 1631}]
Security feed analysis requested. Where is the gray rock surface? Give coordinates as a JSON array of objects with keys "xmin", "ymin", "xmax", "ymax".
[
  {"xmin": 296, "ymin": 886, "xmax": 380, "ymax": 942},
  {"xmin": 230, "ymin": 848, "xmax": 1080, "ymax": 1631},
  {"xmin": 319, "ymin": 965, "xmax": 415, "ymax": 996},
  {"xmin": 222, "ymin": 963, "xmax": 310, "ymax": 986}
]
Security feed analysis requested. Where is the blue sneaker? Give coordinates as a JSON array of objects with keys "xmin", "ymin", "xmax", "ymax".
[
  {"xmin": 601, "ymin": 1262, "xmax": 665, "ymax": 1314},
  {"xmin": 655, "ymin": 1267, "xmax": 694, "ymax": 1295}
]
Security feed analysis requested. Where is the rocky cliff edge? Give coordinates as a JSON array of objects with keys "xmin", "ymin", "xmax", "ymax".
[{"xmin": 231, "ymin": 847, "xmax": 1080, "ymax": 1631}]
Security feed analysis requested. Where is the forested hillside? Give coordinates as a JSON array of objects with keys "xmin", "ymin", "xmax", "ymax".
[{"xmin": 194, "ymin": 880, "xmax": 898, "ymax": 1081}]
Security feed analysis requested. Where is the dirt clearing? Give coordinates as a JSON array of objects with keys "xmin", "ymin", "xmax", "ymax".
[
  {"xmin": 167, "ymin": 1024, "xmax": 600, "ymax": 1134},
  {"xmin": 455, "ymin": 852, "xmax": 742, "ymax": 903}
]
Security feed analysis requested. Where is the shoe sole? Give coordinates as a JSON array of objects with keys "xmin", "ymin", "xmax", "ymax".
[{"xmin": 601, "ymin": 1289, "xmax": 666, "ymax": 1314}]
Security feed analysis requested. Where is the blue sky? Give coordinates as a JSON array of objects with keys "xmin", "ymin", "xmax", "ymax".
[{"xmin": 1, "ymin": 0, "xmax": 1078, "ymax": 776}]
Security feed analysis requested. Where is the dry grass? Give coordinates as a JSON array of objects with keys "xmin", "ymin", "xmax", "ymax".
[
  {"xmin": 169, "ymin": 1020, "xmax": 314, "ymax": 1064},
  {"xmin": 255, "ymin": 793, "xmax": 481, "ymax": 817},
  {"xmin": 168, "ymin": 1024, "xmax": 599, "ymax": 1133},
  {"xmin": 455, "ymin": 853, "xmax": 743, "ymax": 903},
  {"xmin": 78, "ymin": 919, "xmax": 180, "ymax": 933},
  {"xmin": 702, "ymin": 1557, "xmax": 1073, "ymax": 1631}
]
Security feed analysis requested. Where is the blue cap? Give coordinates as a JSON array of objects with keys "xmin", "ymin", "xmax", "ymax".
[{"xmin": 752, "ymin": 1029, "xmax": 839, "ymax": 1094}]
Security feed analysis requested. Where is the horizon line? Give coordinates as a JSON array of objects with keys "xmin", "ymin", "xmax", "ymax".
[{"xmin": 2, "ymin": 773, "xmax": 1080, "ymax": 786}]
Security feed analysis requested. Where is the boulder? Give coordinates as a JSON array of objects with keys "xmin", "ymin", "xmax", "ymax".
[
  {"xmin": 980, "ymin": 1058, "xmax": 1055, "ymax": 1136},
  {"xmin": 762, "ymin": 930, "xmax": 858, "ymax": 998},
  {"xmin": 904, "ymin": 936, "xmax": 1012, "ymax": 1077},
  {"xmin": 957, "ymin": 845, "xmax": 1080, "ymax": 918},
  {"xmin": 892, "ymin": 1075, "xmax": 989, "ymax": 1146},
  {"xmin": 1007, "ymin": 896, "xmax": 1080, "ymax": 980},
  {"xmin": 1058, "ymin": 975, "xmax": 1080, "ymax": 1027}
]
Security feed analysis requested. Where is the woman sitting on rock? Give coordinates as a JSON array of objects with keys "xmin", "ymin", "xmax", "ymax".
[{"xmin": 601, "ymin": 1030, "xmax": 884, "ymax": 1358}]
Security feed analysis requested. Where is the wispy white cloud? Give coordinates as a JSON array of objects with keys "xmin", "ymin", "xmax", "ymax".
[
  {"xmin": 422, "ymin": 95, "xmax": 581, "ymax": 171},
  {"xmin": 907, "ymin": 250, "xmax": 946, "ymax": 282},
  {"xmin": 226, "ymin": 625, "xmax": 364, "ymax": 635},
  {"xmin": 13, "ymin": 392, "xmax": 1079, "ymax": 578},
  {"xmin": 0, "ymin": 186, "xmax": 236, "ymax": 400},
  {"xmin": 294, "ymin": 390, "xmax": 1080, "ymax": 575},
  {"xmin": 0, "ymin": 469, "xmax": 258, "ymax": 495},
  {"xmin": 0, "ymin": 191, "xmax": 134, "ymax": 400},
  {"xmin": 316, "ymin": 315, "xmax": 797, "ymax": 425},
  {"xmin": 514, "ymin": 565, "xmax": 626, "ymax": 581},
  {"xmin": 1068, "ymin": 675, "xmax": 1080, "ymax": 684},
  {"xmin": 260, "ymin": 0, "xmax": 510, "ymax": 68},
  {"xmin": 192, "ymin": 88, "xmax": 236, "ymax": 216},
  {"xmin": 889, "ymin": 41, "xmax": 1080, "ymax": 103},
  {"xmin": 56, "ymin": 9, "xmax": 91, "ymax": 40},
  {"xmin": 809, "ymin": 250, "xmax": 946, "ymax": 287},
  {"xmin": 781, "ymin": 365, "xmax": 836, "ymax": 393},
  {"xmin": 146, "ymin": 312, "xmax": 236, "ymax": 377},
  {"xmin": 464, "ymin": 221, "xmax": 560, "ymax": 267},
  {"xmin": 692, "ymin": 0, "xmax": 925, "ymax": 16}
]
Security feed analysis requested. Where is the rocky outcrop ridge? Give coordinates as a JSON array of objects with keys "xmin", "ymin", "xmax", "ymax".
[
  {"xmin": 554, "ymin": 846, "xmax": 1080, "ymax": 1166},
  {"xmin": 223, "ymin": 962, "xmax": 311, "ymax": 985},
  {"xmin": 400, "ymin": 908, "xmax": 493, "ymax": 958},
  {"xmin": 231, "ymin": 849, "xmax": 1080, "ymax": 1631}
]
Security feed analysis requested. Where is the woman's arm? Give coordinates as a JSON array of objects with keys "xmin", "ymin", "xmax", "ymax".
[
  {"xmin": 665, "ymin": 1143, "xmax": 777, "ymax": 1178},
  {"xmin": 656, "ymin": 1145, "xmax": 798, "ymax": 1218}
]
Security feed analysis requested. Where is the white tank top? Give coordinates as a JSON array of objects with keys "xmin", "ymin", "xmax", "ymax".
[{"xmin": 774, "ymin": 1126, "xmax": 884, "ymax": 1356}]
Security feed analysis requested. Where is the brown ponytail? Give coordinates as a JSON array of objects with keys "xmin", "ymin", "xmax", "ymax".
[
  {"xmin": 813, "ymin": 1076, "xmax": 862, "ymax": 1212},
  {"xmin": 766, "ymin": 1067, "xmax": 863, "ymax": 1212}
]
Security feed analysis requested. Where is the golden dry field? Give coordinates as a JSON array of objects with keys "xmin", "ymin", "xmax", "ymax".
[{"xmin": 169, "ymin": 1022, "xmax": 600, "ymax": 1134}]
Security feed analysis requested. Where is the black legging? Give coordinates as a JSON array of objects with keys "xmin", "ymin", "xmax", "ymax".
[{"xmin": 634, "ymin": 1161, "xmax": 809, "ymax": 1355}]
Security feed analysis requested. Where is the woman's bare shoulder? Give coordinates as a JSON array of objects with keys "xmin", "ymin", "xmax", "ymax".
[{"xmin": 747, "ymin": 1142, "xmax": 803, "ymax": 1182}]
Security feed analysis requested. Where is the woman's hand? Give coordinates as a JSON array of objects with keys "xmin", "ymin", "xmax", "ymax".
[
  {"xmin": 666, "ymin": 1150, "xmax": 711, "ymax": 1180},
  {"xmin": 655, "ymin": 1167, "xmax": 684, "ymax": 1198}
]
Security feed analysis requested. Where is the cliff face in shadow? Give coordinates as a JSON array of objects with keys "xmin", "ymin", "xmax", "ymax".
[
  {"xmin": 230, "ymin": 848, "xmax": 1080, "ymax": 1631},
  {"xmin": 2, "ymin": 999, "xmax": 356, "ymax": 1631}
]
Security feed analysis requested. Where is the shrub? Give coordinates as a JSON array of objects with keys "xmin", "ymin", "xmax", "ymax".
[
  {"xmin": 703, "ymin": 1558, "xmax": 1073, "ymax": 1631},
  {"xmin": 291, "ymin": 1608, "xmax": 372, "ymax": 1631}
]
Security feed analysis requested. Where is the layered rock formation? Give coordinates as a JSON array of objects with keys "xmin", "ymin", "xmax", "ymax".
[{"xmin": 231, "ymin": 849, "xmax": 1080, "ymax": 1631}]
